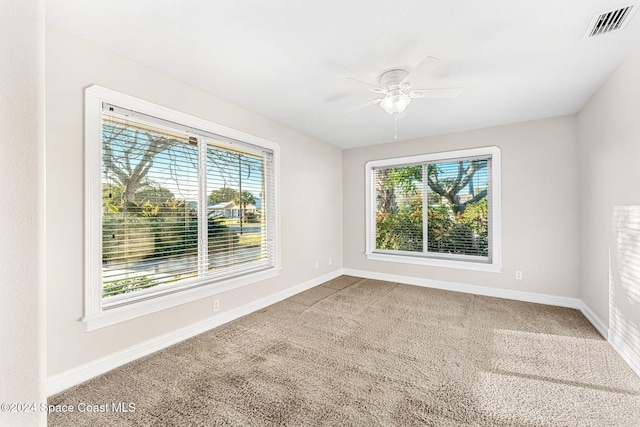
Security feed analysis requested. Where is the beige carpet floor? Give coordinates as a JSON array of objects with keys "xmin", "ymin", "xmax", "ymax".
[{"xmin": 49, "ymin": 276, "xmax": 640, "ymax": 426}]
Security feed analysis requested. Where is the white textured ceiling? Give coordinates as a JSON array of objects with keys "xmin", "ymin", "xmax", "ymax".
[{"xmin": 46, "ymin": 0, "xmax": 640, "ymax": 148}]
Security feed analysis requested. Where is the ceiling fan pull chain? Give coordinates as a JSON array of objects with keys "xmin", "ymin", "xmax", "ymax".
[{"xmin": 394, "ymin": 114, "xmax": 398, "ymax": 140}]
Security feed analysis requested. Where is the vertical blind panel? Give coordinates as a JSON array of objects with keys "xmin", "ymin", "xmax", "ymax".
[
  {"xmin": 426, "ymin": 158, "xmax": 490, "ymax": 257},
  {"xmin": 102, "ymin": 114, "xmax": 200, "ymax": 298},
  {"xmin": 374, "ymin": 165, "xmax": 424, "ymax": 252}
]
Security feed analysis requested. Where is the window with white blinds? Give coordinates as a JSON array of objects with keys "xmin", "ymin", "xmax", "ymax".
[
  {"xmin": 365, "ymin": 147, "xmax": 501, "ymax": 272},
  {"xmin": 84, "ymin": 86, "xmax": 280, "ymax": 330}
]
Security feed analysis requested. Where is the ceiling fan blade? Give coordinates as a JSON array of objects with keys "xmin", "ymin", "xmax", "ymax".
[
  {"xmin": 341, "ymin": 98, "xmax": 382, "ymax": 113},
  {"xmin": 409, "ymin": 87, "xmax": 462, "ymax": 99},
  {"xmin": 346, "ymin": 77, "xmax": 387, "ymax": 94},
  {"xmin": 400, "ymin": 56, "xmax": 442, "ymax": 89}
]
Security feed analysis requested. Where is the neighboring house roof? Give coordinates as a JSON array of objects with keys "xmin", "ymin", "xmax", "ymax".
[
  {"xmin": 209, "ymin": 201, "xmax": 234, "ymax": 210},
  {"xmin": 208, "ymin": 201, "xmax": 257, "ymax": 211}
]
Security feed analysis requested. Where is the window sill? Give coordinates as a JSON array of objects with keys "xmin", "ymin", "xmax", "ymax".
[
  {"xmin": 365, "ymin": 252, "xmax": 502, "ymax": 273},
  {"xmin": 82, "ymin": 267, "xmax": 281, "ymax": 332}
]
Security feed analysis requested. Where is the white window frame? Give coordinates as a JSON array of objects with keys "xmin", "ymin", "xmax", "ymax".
[
  {"xmin": 84, "ymin": 85, "xmax": 281, "ymax": 331},
  {"xmin": 365, "ymin": 146, "xmax": 501, "ymax": 273}
]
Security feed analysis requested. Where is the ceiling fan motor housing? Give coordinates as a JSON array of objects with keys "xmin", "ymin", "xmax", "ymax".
[{"xmin": 379, "ymin": 69, "xmax": 409, "ymax": 90}]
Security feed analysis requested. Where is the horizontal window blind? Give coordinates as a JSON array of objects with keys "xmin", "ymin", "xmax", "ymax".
[
  {"xmin": 205, "ymin": 143, "xmax": 271, "ymax": 277},
  {"xmin": 374, "ymin": 165, "xmax": 423, "ymax": 252},
  {"xmin": 102, "ymin": 114, "xmax": 200, "ymax": 301},
  {"xmin": 426, "ymin": 158, "xmax": 491, "ymax": 259},
  {"xmin": 101, "ymin": 108, "xmax": 275, "ymax": 308},
  {"xmin": 372, "ymin": 155, "xmax": 492, "ymax": 263}
]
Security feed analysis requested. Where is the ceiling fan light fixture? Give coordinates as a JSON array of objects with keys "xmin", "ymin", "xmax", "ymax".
[
  {"xmin": 343, "ymin": 57, "xmax": 461, "ymax": 118},
  {"xmin": 380, "ymin": 90, "xmax": 411, "ymax": 115}
]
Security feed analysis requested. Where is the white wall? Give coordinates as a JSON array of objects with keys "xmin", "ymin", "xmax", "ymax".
[
  {"xmin": 343, "ymin": 116, "xmax": 580, "ymax": 297},
  {"xmin": 578, "ymin": 42, "xmax": 640, "ymax": 362},
  {"xmin": 0, "ymin": 0, "xmax": 46, "ymax": 425},
  {"xmin": 46, "ymin": 26, "xmax": 343, "ymax": 378}
]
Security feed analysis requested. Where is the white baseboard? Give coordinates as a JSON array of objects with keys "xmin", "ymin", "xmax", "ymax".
[
  {"xmin": 609, "ymin": 330, "xmax": 640, "ymax": 377},
  {"xmin": 343, "ymin": 268, "xmax": 583, "ymax": 309},
  {"xmin": 47, "ymin": 269, "xmax": 343, "ymax": 396},
  {"xmin": 578, "ymin": 301, "xmax": 608, "ymax": 339}
]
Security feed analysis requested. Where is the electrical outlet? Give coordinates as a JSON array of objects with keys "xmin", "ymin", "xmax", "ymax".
[
  {"xmin": 213, "ymin": 299, "xmax": 220, "ymax": 312},
  {"xmin": 315, "ymin": 260, "xmax": 319, "ymax": 269},
  {"xmin": 515, "ymin": 271, "xmax": 523, "ymax": 280},
  {"xmin": 328, "ymin": 257, "xmax": 332, "ymax": 265}
]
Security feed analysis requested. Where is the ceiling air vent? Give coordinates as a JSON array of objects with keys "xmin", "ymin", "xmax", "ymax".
[{"xmin": 586, "ymin": 4, "xmax": 637, "ymax": 37}]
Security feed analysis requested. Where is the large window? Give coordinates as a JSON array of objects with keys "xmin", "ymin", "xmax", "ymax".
[
  {"xmin": 84, "ymin": 86, "xmax": 280, "ymax": 330},
  {"xmin": 365, "ymin": 147, "xmax": 501, "ymax": 272}
]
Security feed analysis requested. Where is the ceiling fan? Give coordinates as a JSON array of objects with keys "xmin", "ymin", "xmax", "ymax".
[{"xmin": 343, "ymin": 56, "xmax": 462, "ymax": 117}]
